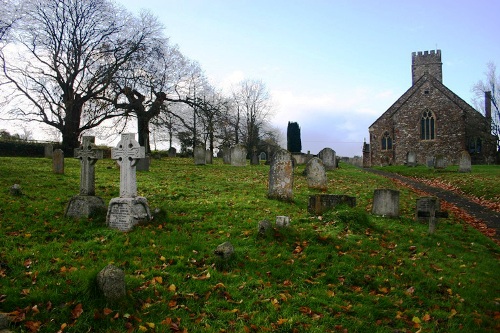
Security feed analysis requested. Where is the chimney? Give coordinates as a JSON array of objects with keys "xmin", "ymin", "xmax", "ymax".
[{"xmin": 485, "ymin": 91, "xmax": 492, "ymax": 122}]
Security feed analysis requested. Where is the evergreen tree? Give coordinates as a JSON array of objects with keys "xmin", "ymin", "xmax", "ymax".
[{"xmin": 287, "ymin": 121, "xmax": 302, "ymax": 153}]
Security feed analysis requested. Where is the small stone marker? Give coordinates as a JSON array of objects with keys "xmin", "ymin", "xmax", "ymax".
[
  {"xmin": 426, "ymin": 156, "xmax": 435, "ymax": 168},
  {"xmin": 308, "ymin": 194, "xmax": 356, "ymax": 215},
  {"xmin": 9, "ymin": 184, "xmax": 22, "ymax": 196},
  {"xmin": 44, "ymin": 143, "xmax": 53, "ymax": 158},
  {"xmin": 319, "ymin": 147, "xmax": 336, "ymax": 170},
  {"xmin": 268, "ymin": 149, "xmax": 294, "ymax": 201},
  {"xmin": 168, "ymin": 147, "xmax": 177, "ymax": 157},
  {"xmin": 206, "ymin": 149, "xmax": 213, "ymax": 164},
  {"xmin": 52, "ymin": 149, "xmax": 64, "ymax": 174},
  {"xmin": 415, "ymin": 196, "xmax": 448, "ymax": 234},
  {"xmin": 372, "ymin": 189, "xmax": 400, "ymax": 217},
  {"xmin": 214, "ymin": 241, "xmax": 234, "ymax": 260},
  {"xmin": 106, "ymin": 133, "xmax": 151, "ymax": 231},
  {"xmin": 258, "ymin": 220, "xmax": 272, "ymax": 236},
  {"xmin": 250, "ymin": 146, "xmax": 259, "ymax": 165},
  {"xmin": 406, "ymin": 151, "xmax": 417, "ymax": 167},
  {"xmin": 305, "ymin": 157, "xmax": 327, "ymax": 190},
  {"xmin": 194, "ymin": 145, "xmax": 206, "ymax": 165},
  {"xmin": 231, "ymin": 144, "xmax": 247, "ymax": 166},
  {"xmin": 276, "ymin": 216, "xmax": 290, "ymax": 228},
  {"xmin": 434, "ymin": 155, "xmax": 447, "ymax": 169},
  {"xmin": 458, "ymin": 151, "xmax": 471, "ymax": 173},
  {"xmin": 65, "ymin": 136, "xmax": 105, "ymax": 218},
  {"xmin": 97, "ymin": 265, "xmax": 126, "ymax": 302},
  {"xmin": 222, "ymin": 145, "xmax": 231, "ymax": 164}
]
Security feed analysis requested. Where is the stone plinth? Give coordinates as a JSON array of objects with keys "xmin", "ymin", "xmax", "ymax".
[
  {"xmin": 308, "ymin": 194, "xmax": 356, "ymax": 215},
  {"xmin": 268, "ymin": 149, "xmax": 293, "ymax": 201},
  {"xmin": 107, "ymin": 197, "xmax": 151, "ymax": 231},
  {"xmin": 372, "ymin": 189, "xmax": 400, "ymax": 217}
]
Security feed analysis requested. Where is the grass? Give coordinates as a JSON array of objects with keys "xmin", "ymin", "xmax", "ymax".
[{"xmin": 0, "ymin": 157, "xmax": 499, "ymax": 332}]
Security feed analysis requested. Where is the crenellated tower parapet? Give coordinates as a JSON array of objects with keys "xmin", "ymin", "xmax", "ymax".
[{"xmin": 412, "ymin": 49, "xmax": 442, "ymax": 84}]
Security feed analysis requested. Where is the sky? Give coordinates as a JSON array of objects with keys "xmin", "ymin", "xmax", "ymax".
[{"xmin": 6, "ymin": 0, "xmax": 500, "ymax": 157}]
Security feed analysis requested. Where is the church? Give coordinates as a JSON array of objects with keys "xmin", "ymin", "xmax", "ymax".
[{"xmin": 365, "ymin": 50, "xmax": 496, "ymax": 167}]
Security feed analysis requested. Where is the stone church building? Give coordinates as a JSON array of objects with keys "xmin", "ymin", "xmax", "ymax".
[{"xmin": 365, "ymin": 50, "xmax": 495, "ymax": 167}]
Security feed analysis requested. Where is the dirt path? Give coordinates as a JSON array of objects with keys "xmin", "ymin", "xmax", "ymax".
[{"xmin": 362, "ymin": 168, "xmax": 500, "ymax": 241}]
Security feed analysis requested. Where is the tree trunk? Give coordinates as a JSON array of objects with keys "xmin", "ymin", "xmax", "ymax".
[
  {"xmin": 137, "ymin": 113, "xmax": 151, "ymax": 154},
  {"xmin": 61, "ymin": 103, "xmax": 83, "ymax": 155}
]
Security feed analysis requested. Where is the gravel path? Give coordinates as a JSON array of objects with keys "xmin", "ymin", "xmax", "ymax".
[{"xmin": 362, "ymin": 168, "xmax": 500, "ymax": 241}]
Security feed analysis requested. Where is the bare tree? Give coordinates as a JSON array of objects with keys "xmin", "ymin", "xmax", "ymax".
[
  {"xmin": 1, "ymin": 0, "xmax": 159, "ymax": 152},
  {"xmin": 231, "ymin": 79, "xmax": 273, "ymax": 154},
  {"xmin": 472, "ymin": 62, "xmax": 500, "ymax": 151}
]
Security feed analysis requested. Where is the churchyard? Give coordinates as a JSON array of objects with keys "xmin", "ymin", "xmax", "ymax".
[{"xmin": 0, "ymin": 156, "xmax": 499, "ymax": 332}]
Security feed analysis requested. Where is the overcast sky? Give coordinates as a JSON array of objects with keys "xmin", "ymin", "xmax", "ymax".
[{"xmin": 7, "ymin": 0, "xmax": 499, "ymax": 157}]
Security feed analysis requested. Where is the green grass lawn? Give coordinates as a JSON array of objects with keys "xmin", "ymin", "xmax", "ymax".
[{"xmin": 0, "ymin": 157, "xmax": 499, "ymax": 332}]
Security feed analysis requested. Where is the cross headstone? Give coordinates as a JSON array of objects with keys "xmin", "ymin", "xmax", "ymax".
[
  {"xmin": 107, "ymin": 133, "xmax": 151, "ymax": 231},
  {"xmin": 74, "ymin": 136, "xmax": 103, "ymax": 196},
  {"xmin": 111, "ymin": 133, "xmax": 145, "ymax": 198},
  {"xmin": 52, "ymin": 149, "xmax": 64, "ymax": 174},
  {"xmin": 415, "ymin": 196, "xmax": 449, "ymax": 234}
]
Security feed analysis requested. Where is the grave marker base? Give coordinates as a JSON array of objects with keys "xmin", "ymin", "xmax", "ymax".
[
  {"xmin": 65, "ymin": 195, "xmax": 106, "ymax": 218},
  {"xmin": 106, "ymin": 197, "xmax": 151, "ymax": 231}
]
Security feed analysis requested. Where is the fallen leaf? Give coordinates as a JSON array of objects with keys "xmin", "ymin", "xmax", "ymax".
[
  {"xmin": 25, "ymin": 320, "xmax": 41, "ymax": 332},
  {"xmin": 71, "ymin": 303, "xmax": 83, "ymax": 319}
]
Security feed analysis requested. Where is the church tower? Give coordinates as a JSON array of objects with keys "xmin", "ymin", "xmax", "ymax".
[{"xmin": 411, "ymin": 50, "xmax": 442, "ymax": 84}]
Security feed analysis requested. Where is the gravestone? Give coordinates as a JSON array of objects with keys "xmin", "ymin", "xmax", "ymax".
[
  {"xmin": 97, "ymin": 265, "xmax": 126, "ymax": 302},
  {"xmin": 406, "ymin": 151, "xmax": 417, "ymax": 167},
  {"xmin": 308, "ymin": 194, "xmax": 356, "ymax": 215},
  {"xmin": 305, "ymin": 157, "xmax": 327, "ymax": 190},
  {"xmin": 10, "ymin": 184, "xmax": 22, "ymax": 196},
  {"xmin": 52, "ymin": 149, "xmax": 64, "ymax": 174},
  {"xmin": 458, "ymin": 151, "xmax": 471, "ymax": 173},
  {"xmin": 65, "ymin": 136, "xmax": 105, "ymax": 218},
  {"xmin": 434, "ymin": 155, "xmax": 447, "ymax": 169},
  {"xmin": 276, "ymin": 216, "xmax": 290, "ymax": 228},
  {"xmin": 426, "ymin": 156, "xmax": 435, "ymax": 168},
  {"xmin": 222, "ymin": 146, "xmax": 231, "ymax": 164},
  {"xmin": 318, "ymin": 147, "xmax": 336, "ymax": 170},
  {"xmin": 168, "ymin": 147, "xmax": 177, "ymax": 157},
  {"xmin": 257, "ymin": 220, "xmax": 271, "ymax": 236},
  {"xmin": 231, "ymin": 144, "xmax": 247, "ymax": 166},
  {"xmin": 106, "ymin": 133, "xmax": 151, "ymax": 231},
  {"xmin": 206, "ymin": 149, "xmax": 213, "ymax": 164},
  {"xmin": 251, "ymin": 146, "xmax": 259, "ymax": 165},
  {"xmin": 380, "ymin": 155, "xmax": 390, "ymax": 167},
  {"xmin": 136, "ymin": 156, "xmax": 150, "ymax": 171},
  {"xmin": 44, "ymin": 143, "xmax": 53, "ymax": 158},
  {"xmin": 194, "ymin": 145, "xmax": 206, "ymax": 165},
  {"xmin": 268, "ymin": 149, "xmax": 293, "ymax": 201},
  {"xmin": 214, "ymin": 241, "xmax": 234, "ymax": 260},
  {"xmin": 372, "ymin": 189, "xmax": 400, "ymax": 217},
  {"xmin": 416, "ymin": 197, "xmax": 439, "ymax": 222},
  {"xmin": 259, "ymin": 152, "xmax": 267, "ymax": 161}
]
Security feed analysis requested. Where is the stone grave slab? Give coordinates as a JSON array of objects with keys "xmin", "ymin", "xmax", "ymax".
[
  {"xmin": 308, "ymin": 194, "xmax": 356, "ymax": 215},
  {"xmin": 268, "ymin": 149, "xmax": 294, "ymax": 201}
]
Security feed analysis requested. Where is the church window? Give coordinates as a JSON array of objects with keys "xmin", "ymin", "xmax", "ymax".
[
  {"xmin": 468, "ymin": 138, "xmax": 482, "ymax": 153},
  {"xmin": 381, "ymin": 131, "xmax": 392, "ymax": 150},
  {"xmin": 420, "ymin": 110, "xmax": 435, "ymax": 140}
]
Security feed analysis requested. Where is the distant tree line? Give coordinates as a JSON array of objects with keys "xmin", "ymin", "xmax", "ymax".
[{"xmin": 0, "ymin": 0, "xmax": 280, "ymax": 156}]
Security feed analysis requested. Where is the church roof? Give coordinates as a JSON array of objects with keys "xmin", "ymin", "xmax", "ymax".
[{"xmin": 369, "ymin": 74, "xmax": 480, "ymax": 129}]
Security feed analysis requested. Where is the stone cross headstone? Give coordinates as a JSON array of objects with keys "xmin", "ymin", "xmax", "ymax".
[
  {"xmin": 106, "ymin": 133, "xmax": 151, "ymax": 231},
  {"xmin": 52, "ymin": 149, "xmax": 64, "ymax": 174},
  {"xmin": 194, "ymin": 145, "xmax": 206, "ymax": 165},
  {"xmin": 65, "ymin": 136, "xmax": 105, "ymax": 218},
  {"xmin": 372, "ymin": 189, "xmax": 400, "ymax": 217},
  {"xmin": 231, "ymin": 144, "xmax": 247, "ymax": 166},
  {"xmin": 319, "ymin": 147, "xmax": 336, "ymax": 170},
  {"xmin": 406, "ymin": 151, "xmax": 417, "ymax": 167},
  {"xmin": 268, "ymin": 149, "xmax": 293, "ymax": 201},
  {"xmin": 305, "ymin": 157, "xmax": 327, "ymax": 190},
  {"xmin": 415, "ymin": 197, "xmax": 448, "ymax": 234},
  {"xmin": 168, "ymin": 147, "xmax": 177, "ymax": 158},
  {"xmin": 458, "ymin": 151, "xmax": 471, "ymax": 173}
]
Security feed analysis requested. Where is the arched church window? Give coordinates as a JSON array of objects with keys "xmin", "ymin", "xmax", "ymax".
[
  {"xmin": 381, "ymin": 131, "xmax": 392, "ymax": 150},
  {"xmin": 420, "ymin": 110, "xmax": 435, "ymax": 140}
]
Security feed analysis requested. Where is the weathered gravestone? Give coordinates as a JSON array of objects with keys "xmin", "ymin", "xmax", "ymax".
[
  {"xmin": 415, "ymin": 196, "xmax": 448, "ymax": 234},
  {"xmin": 194, "ymin": 145, "xmax": 206, "ymax": 165},
  {"xmin": 136, "ymin": 155, "xmax": 150, "ymax": 171},
  {"xmin": 268, "ymin": 149, "xmax": 293, "ymax": 201},
  {"xmin": 318, "ymin": 147, "xmax": 336, "ymax": 170},
  {"xmin": 231, "ymin": 144, "xmax": 247, "ymax": 166},
  {"xmin": 426, "ymin": 156, "xmax": 435, "ymax": 168},
  {"xmin": 251, "ymin": 146, "xmax": 259, "ymax": 165},
  {"xmin": 308, "ymin": 194, "xmax": 356, "ymax": 215},
  {"xmin": 106, "ymin": 133, "xmax": 151, "ymax": 231},
  {"xmin": 214, "ymin": 241, "xmax": 234, "ymax": 260},
  {"xmin": 276, "ymin": 216, "xmax": 290, "ymax": 228},
  {"xmin": 434, "ymin": 155, "xmax": 447, "ymax": 169},
  {"xmin": 372, "ymin": 189, "xmax": 400, "ymax": 217},
  {"xmin": 406, "ymin": 151, "xmax": 417, "ymax": 167},
  {"xmin": 305, "ymin": 157, "xmax": 327, "ymax": 190},
  {"xmin": 222, "ymin": 146, "xmax": 231, "ymax": 164},
  {"xmin": 168, "ymin": 147, "xmax": 177, "ymax": 157},
  {"xmin": 458, "ymin": 151, "xmax": 472, "ymax": 173},
  {"xmin": 52, "ymin": 149, "xmax": 64, "ymax": 174},
  {"xmin": 44, "ymin": 143, "xmax": 53, "ymax": 158},
  {"xmin": 206, "ymin": 149, "xmax": 213, "ymax": 164},
  {"xmin": 259, "ymin": 152, "xmax": 267, "ymax": 162},
  {"xmin": 96, "ymin": 265, "xmax": 126, "ymax": 302},
  {"xmin": 65, "ymin": 136, "xmax": 105, "ymax": 218},
  {"xmin": 257, "ymin": 219, "xmax": 271, "ymax": 236}
]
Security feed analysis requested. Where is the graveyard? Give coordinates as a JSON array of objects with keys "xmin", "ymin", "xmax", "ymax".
[{"xmin": 0, "ymin": 156, "xmax": 499, "ymax": 332}]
